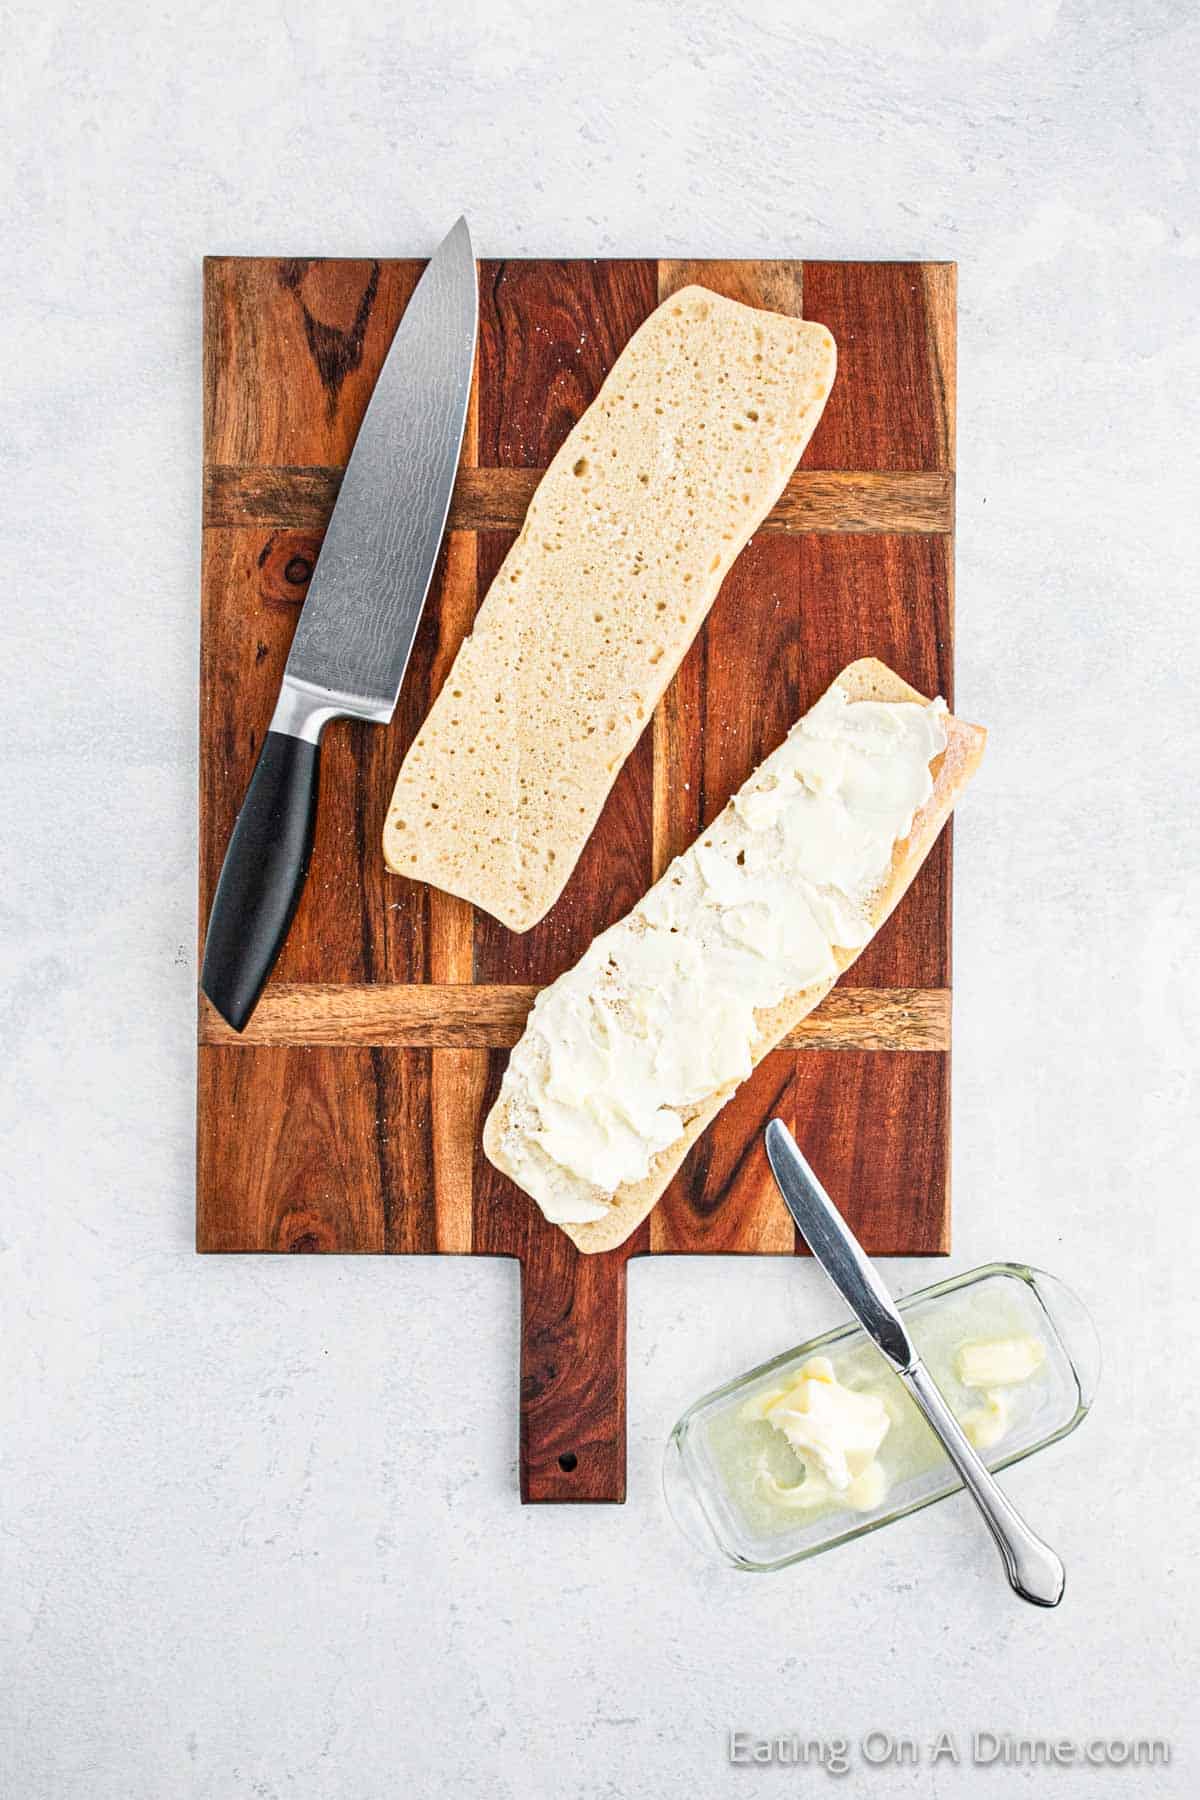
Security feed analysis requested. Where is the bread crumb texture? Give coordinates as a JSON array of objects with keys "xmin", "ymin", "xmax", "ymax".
[{"xmin": 383, "ymin": 286, "xmax": 836, "ymax": 929}]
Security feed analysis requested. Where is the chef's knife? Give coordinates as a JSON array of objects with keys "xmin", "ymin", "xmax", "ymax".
[
  {"xmin": 202, "ymin": 217, "xmax": 478, "ymax": 1032},
  {"xmin": 764, "ymin": 1120, "xmax": 1065, "ymax": 1608}
]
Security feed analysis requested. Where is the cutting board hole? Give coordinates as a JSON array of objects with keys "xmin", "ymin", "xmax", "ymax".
[{"xmin": 558, "ymin": 1452, "xmax": 578, "ymax": 1473}]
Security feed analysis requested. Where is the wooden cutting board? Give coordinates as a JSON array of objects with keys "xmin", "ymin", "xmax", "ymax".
[{"xmin": 198, "ymin": 256, "xmax": 955, "ymax": 1502}]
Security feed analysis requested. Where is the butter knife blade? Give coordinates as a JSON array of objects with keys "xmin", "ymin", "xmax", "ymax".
[{"xmin": 764, "ymin": 1119, "xmax": 915, "ymax": 1371}]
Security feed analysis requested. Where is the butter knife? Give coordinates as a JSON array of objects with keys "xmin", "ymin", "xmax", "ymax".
[{"xmin": 764, "ymin": 1120, "xmax": 1065, "ymax": 1608}]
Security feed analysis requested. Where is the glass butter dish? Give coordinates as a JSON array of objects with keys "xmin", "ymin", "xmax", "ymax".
[{"xmin": 663, "ymin": 1263, "xmax": 1099, "ymax": 1574}]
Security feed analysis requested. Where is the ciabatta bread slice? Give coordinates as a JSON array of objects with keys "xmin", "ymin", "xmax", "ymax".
[
  {"xmin": 483, "ymin": 660, "xmax": 985, "ymax": 1253},
  {"xmin": 383, "ymin": 285, "xmax": 836, "ymax": 930}
]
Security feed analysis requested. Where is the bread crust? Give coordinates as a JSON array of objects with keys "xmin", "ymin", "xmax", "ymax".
[{"xmin": 482, "ymin": 659, "xmax": 985, "ymax": 1253}]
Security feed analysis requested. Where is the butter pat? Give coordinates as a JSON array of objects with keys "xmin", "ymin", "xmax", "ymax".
[
  {"xmin": 960, "ymin": 1390, "xmax": 1011, "ymax": 1450},
  {"xmin": 955, "ymin": 1335, "xmax": 1046, "ymax": 1389},
  {"xmin": 744, "ymin": 1356, "xmax": 891, "ymax": 1510},
  {"xmin": 497, "ymin": 686, "xmax": 948, "ymax": 1222},
  {"xmin": 957, "ymin": 1334, "xmax": 1046, "ymax": 1450}
]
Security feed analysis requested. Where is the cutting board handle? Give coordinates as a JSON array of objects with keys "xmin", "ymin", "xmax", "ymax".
[{"xmin": 519, "ymin": 1232, "xmax": 628, "ymax": 1503}]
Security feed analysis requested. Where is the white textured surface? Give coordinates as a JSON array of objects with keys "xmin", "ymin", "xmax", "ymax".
[{"xmin": 2, "ymin": 2, "xmax": 1198, "ymax": 1795}]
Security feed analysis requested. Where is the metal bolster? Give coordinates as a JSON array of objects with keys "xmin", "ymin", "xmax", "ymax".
[{"xmin": 268, "ymin": 675, "xmax": 392, "ymax": 744}]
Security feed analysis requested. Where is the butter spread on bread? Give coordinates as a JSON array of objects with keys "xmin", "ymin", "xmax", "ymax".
[
  {"xmin": 484, "ymin": 659, "xmax": 986, "ymax": 1248},
  {"xmin": 383, "ymin": 285, "xmax": 836, "ymax": 931}
]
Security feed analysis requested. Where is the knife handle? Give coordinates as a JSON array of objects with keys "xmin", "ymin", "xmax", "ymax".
[
  {"xmin": 201, "ymin": 729, "xmax": 322, "ymax": 1032},
  {"xmin": 902, "ymin": 1358, "xmax": 1066, "ymax": 1608}
]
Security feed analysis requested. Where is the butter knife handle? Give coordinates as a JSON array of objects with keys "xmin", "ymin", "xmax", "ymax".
[
  {"xmin": 201, "ymin": 729, "xmax": 322, "ymax": 1032},
  {"xmin": 903, "ymin": 1358, "xmax": 1065, "ymax": 1608}
]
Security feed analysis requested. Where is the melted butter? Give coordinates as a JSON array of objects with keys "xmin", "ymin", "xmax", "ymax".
[{"xmin": 499, "ymin": 687, "xmax": 948, "ymax": 1222}]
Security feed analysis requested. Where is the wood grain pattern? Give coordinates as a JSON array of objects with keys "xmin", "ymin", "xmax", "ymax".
[
  {"xmin": 657, "ymin": 258, "xmax": 805, "ymax": 314},
  {"xmin": 430, "ymin": 1048, "xmax": 487, "ymax": 1255},
  {"xmin": 197, "ymin": 1046, "xmax": 392, "ymax": 1254},
  {"xmin": 478, "ymin": 259, "xmax": 660, "ymax": 468},
  {"xmin": 198, "ymin": 255, "xmax": 957, "ymax": 1503},
  {"xmin": 652, "ymin": 1052, "xmax": 801, "ymax": 1255},
  {"xmin": 205, "ymin": 463, "xmax": 954, "ymax": 535},
  {"xmin": 471, "ymin": 1053, "xmax": 646, "ymax": 1502},
  {"xmin": 920, "ymin": 264, "xmax": 957, "ymax": 470},
  {"xmin": 791, "ymin": 1051, "xmax": 951, "ymax": 1253},
  {"xmin": 206, "ymin": 258, "xmax": 426, "ymax": 466},
  {"xmin": 426, "ymin": 381, "xmax": 482, "ymax": 1256},
  {"xmin": 199, "ymin": 984, "xmax": 950, "ymax": 1050},
  {"xmin": 652, "ymin": 1049, "xmax": 952, "ymax": 1256},
  {"xmin": 799, "ymin": 262, "xmax": 954, "ymax": 472}
]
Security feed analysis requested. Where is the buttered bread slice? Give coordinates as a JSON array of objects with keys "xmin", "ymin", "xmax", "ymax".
[
  {"xmin": 484, "ymin": 660, "xmax": 985, "ymax": 1252},
  {"xmin": 383, "ymin": 286, "xmax": 837, "ymax": 930}
]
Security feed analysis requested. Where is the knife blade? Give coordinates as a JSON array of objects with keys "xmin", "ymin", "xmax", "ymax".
[
  {"xmin": 202, "ymin": 217, "xmax": 478, "ymax": 1032},
  {"xmin": 764, "ymin": 1120, "xmax": 1065, "ymax": 1606},
  {"xmin": 764, "ymin": 1118, "xmax": 916, "ymax": 1372}
]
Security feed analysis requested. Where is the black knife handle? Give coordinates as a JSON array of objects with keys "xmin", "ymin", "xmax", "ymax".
[{"xmin": 201, "ymin": 730, "xmax": 321, "ymax": 1032}]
